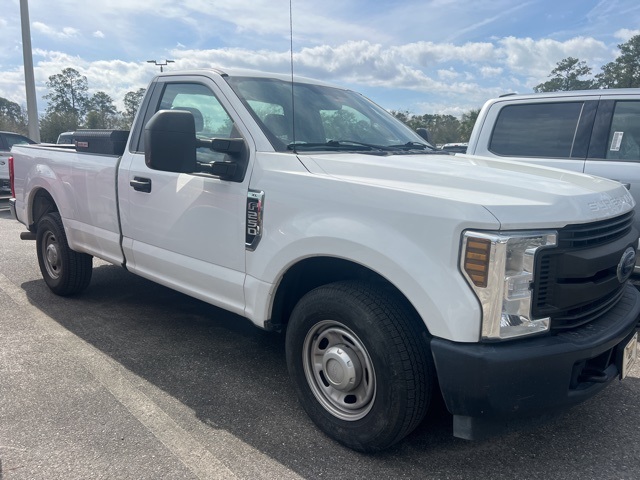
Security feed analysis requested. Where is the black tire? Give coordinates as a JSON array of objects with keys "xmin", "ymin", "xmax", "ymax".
[
  {"xmin": 36, "ymin": 212, "xmax": 93, "ymax": 296},
  {"xmin": 285, "ymin": 280, "xmax": 434, "ymax": 452}
]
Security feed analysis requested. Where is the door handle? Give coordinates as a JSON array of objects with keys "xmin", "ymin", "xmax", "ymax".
[{"xmin": 130, "ymin": 177, "xmax": 152, "ymax": 193}]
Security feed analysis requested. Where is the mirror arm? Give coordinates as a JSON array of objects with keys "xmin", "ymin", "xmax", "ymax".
[
  {"xmin": 199, "ymin": 161, "xmax": 238, "ymax": 179},
  {"xmin": 196, "ymin": 137, "xmax": 244, "ymax": 154}
]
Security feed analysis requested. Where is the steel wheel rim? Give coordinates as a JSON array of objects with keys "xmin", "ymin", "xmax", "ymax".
[
  {"xmin": 42, "ymin": 231, "xmax": 62, "ymax": 280},
  {"xmin": 302, "ymin": 320, "xmax": 376, "ymax": 421}
]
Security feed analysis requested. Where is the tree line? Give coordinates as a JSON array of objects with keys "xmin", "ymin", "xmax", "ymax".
[
  {"xmin": 0, "ymin": 68, "xmax": 146, "ymax": 142},
  {"xmin": 1, "ymin": 34, "xmax": 639, "ymax": 144}
]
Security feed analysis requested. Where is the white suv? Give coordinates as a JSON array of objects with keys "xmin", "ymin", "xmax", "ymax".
[{"xmin": 467, "ymin": 88, "xmax": 640, "ymax": 261}]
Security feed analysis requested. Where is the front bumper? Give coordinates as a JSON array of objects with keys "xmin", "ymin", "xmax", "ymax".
[{"xmin": 431, "ymin": 283, "xmax": 640, "ymax": 439}]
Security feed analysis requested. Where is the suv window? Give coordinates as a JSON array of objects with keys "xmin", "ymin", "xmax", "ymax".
[
  {"xmin": 606, "ymin": 101, "xmax": 640, "ymax": 160},
  {"xmin": 489, "ymin": 102, "xmax": 584, "ymax": 158},
  {"xmin": 1, "ymin": 133, "xmax": 35, "ymax": 151}
]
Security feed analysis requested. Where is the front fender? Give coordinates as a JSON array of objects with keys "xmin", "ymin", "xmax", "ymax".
[{"xmin": 247, "ymin": 213, "xmax": 483, "ymax": 343}]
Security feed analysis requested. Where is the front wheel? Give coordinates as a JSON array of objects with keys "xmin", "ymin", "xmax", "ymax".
[
  {"xmin": 285, "ymin": 281, "xmax": 434, "ymax": 452},
  {"xmin": 36, "ymin": 212, "xmax": 93, "ymax": 296}
]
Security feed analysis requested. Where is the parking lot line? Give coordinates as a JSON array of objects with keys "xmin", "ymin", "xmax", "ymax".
[{"xmin": 0, "ymin": 272, "xmax": 245, "ymax": 480}]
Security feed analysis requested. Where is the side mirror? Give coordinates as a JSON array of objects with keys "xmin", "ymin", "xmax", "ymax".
[
  {"xmin": 145, "ymin": 110, "xmax": 197, "ymax": 173},
  {"xmin": 416, "ymin": 128, "xmax": 432, "ymax": 145},
  {"xmin": 145, "ymin": 109, "xmax": 249, "ymax": 181}
]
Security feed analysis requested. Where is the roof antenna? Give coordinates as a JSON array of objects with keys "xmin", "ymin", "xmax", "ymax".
[{"xmin": 289, "ymin": 0, "xmax": 297, "ymax": 152}]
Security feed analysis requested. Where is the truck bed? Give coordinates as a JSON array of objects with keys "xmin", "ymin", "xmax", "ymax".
[{"xmin": 11, "ymin": 144, "xmax": 124, "ymax": 266}]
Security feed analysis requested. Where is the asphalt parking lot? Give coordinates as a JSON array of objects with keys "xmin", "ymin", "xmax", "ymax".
[{"xmin": 1, "ymin": 209, "xmax": 639, "ymax": 479}]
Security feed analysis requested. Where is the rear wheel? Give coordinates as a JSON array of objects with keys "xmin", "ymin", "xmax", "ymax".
[
  {"xmin": 36, "ymin": 212, "xmax": 92, "ymax": 295},
  {"xmin": 285, "ymin": 280, "xmax": 434, "ymax": 452}
]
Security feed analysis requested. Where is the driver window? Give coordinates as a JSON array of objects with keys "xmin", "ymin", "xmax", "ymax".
[{"xmin": 159, "ymin": 83, "xmax": 236, "ymax": 164}]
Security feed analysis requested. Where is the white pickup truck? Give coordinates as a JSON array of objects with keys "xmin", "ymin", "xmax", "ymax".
[{"xmin": 8, "ymin": 68, "xmax": 640, "ymax": 452}]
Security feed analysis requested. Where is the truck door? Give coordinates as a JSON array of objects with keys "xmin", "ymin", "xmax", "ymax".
[
  {"xmin": 585, "ymin": 99, "xmax": 640, "ymax": 235},
  {"xmin": 119, "ymin": 77, "xmax": 251, "ymax": 316}
]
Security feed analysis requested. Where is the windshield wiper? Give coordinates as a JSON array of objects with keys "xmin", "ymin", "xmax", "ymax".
[
  {"xmin": 288, "ymin": 140, "xmax": 400, "ymax": 152},
  {"xmin": 286, "ymin": 140, "xmax": 443, "ymax": 155},
  {"xmin": 388, "ymin": 141, "xmax": 433, "ymax": 151}
]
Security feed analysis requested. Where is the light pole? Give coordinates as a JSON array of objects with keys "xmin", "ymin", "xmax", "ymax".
[
  {"xmin": 147, "ymin": 60, "xmax": 175, "ymax": 72},
  {"xmin": 20, "ymin": 0, "xmax": 40, "ymax": 142}
]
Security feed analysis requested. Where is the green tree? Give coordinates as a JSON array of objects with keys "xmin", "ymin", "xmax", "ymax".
[
  {"xmin": 0, "ymin": 97, "xmax": 29, "ymax": 135},
  {"xmin": 122, "ymin": 88, "xmax": 146, "ymax": 127},
  {"xmin": 596, "ymin": 35, "xmax": 640, "ymax": 88},
  {"xmin": 391, "ymin": 111, "xmax": 463, "ymax": 145},
  {"xmin": 390, "ymin": 110, "xmax": 422, "ymax": 130},
  {"xmin": 534, "ymin": 57, "xmax": 594, "ymax": 92},
  {"xmin": 39, "ymin": 111, "xmax": 79, "ymax": 143},
  {"xmin": 417, "ymin": 114, "xmax": 461, "ymax": 145},
  {"xmin": 458, "ymin": 109, "xmax": 480, "ymax": 142},
  {"xmin": 85, "ymin": 91, "xmax": 118, "ymax": 129},
  {"xmin": 43, "ymin": 68, "xmax": 89, "ymax": 123}
]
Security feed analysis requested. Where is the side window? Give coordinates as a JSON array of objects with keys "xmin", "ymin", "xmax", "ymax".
[
  {"xmin": 4, "ymin": 134, "xmax": 33, "ymax": 149},
  {"xmin": 489, "ymin": 102, "xmax": 584, "ymax": 158},
  {"xmin": 605, "ymin": 101, "xmax": 640, "ymax": 161},
  {"xmin": 158, "ymin": 83, "xmax": 236, "ymax": 163}
]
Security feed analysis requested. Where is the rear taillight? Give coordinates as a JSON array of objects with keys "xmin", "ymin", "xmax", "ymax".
[{"xmin": 8, "ymin": 156, "xmax": 15, "ymax": 197}]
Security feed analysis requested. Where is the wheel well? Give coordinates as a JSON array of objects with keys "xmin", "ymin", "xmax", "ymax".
[
  {"xmin": 29, "ymin": 189, "xmax": 58, "ymax": 232},
  {"xmin": 269, "ymin": 257, "xmax": 423, "ymax": 332}
]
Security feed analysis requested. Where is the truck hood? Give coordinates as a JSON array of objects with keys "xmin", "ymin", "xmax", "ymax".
[{"xmin": 297, "ymin": 152, "xmax": 635, "ymax": 229}]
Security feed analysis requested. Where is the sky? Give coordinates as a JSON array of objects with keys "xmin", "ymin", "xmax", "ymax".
[{"xmin": 1, "ymin": 0, "xmax": 640, "ymax": 118}]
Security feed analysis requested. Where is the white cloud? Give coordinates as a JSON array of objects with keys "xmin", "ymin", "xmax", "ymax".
[
  {"xmin": 614, "ymin": 28, "xmax": 640, "ymax": 41},
  {"xmin": 497, "ymin": 36, "xmax": 609, "ymax": 78},
  {"xmin": 438, "ymin": 69, "xmax": 459, "ymax": 80},
  {"xmin": 32, "ymin": 22, "xmax": 80, "ymax": 39},
  {"xmin": 93, "ymin": 31, "xmax": 105, "ymax": 39},
  {"xmin": 480, "ymin": 66, "xmax": 503, "ymax": 78}
]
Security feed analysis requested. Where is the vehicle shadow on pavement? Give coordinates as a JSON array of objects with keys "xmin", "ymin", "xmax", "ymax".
[{"xmin": 18, "ymin": 263, "xmax": 640, "ymax": 479}]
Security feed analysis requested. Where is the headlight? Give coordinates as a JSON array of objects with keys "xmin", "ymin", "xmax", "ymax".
[{"xmin": 461, "ymin": 230, "xmax": 557, "ymax": 340}]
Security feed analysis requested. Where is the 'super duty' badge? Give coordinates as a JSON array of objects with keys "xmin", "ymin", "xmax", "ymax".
[
  {"xmin": 246, "ymin": 190, "xmax": 265, "ymax": 251},
  {"xmin": 617, "ymin": 247, "xmax": 636, "ymax": 283}
]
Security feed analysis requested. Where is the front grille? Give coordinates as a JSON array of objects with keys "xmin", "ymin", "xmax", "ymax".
[
  {"xmin": 547, "ymin": 286, "xmax": 625, "ymax": 329},
  {"xmin": 558, "ymin": 211, "xmax": 634, "ymax": 248},
  {"xmin": 533, "ymin": 212, "xmax": 637, "ymax": 330}
]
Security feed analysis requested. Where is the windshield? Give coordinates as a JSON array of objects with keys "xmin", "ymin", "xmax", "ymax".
[{"xmin": 225, "ymin": 76, "xmax": 435, "ymax": 153}]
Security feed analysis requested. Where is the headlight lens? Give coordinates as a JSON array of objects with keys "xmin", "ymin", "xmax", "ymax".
[{"xmin": 461, "ymin": 230, "xmax": 557, "ymax": 340}]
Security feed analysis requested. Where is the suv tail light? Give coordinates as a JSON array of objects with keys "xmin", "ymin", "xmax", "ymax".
[{"xmin": 9, "ymin": 156, "xmax": 15, "ymax": 197}]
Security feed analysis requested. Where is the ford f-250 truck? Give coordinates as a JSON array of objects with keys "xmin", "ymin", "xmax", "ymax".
[{"xmin": 8, "ymin": 68, "xmax": 640, "ymax": 452}]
